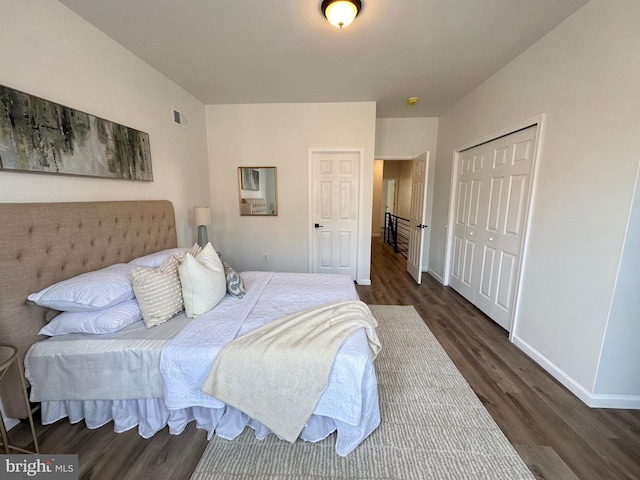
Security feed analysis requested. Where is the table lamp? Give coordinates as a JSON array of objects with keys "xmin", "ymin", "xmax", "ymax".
[{"xmin": 193, "ymin": 206, "xmax": 212, "ymax": 248}]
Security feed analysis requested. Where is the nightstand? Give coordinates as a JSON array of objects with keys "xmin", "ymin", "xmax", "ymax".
[{"xmin": 0, "ymin": 345, "xmax": 39, "ymax": 454}]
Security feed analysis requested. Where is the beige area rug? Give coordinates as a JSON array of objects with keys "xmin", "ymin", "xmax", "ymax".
[{"xmin": 190, "ymin": 305, "xmax": 535, "ymax": 480}]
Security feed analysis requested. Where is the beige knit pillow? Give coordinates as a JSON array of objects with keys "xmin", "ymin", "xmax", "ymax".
[{"xmin": 132, "ymin": 256, "xmax": 184, "ymax": 328}]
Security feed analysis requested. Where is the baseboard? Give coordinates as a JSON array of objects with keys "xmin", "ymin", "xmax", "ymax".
[
  {"xmin": 512, "ymin": 334, "xmax": 596, "ymax": 406},
  {"xmin": 427, "ymin": 268, "xmax": 445, "ymax": 285},
  {"xmin": 589, "ymin": 394, "xmax": 640, "ymax": 409},
  {"xmin": 512, "ymin": 334, "xmax": 640, "ymax": 409},
  {"xmin": 357, "ymin": 278, "xmax": 371, "ymax": 286}
]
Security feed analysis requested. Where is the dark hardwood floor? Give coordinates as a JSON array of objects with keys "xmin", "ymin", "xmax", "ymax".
[
  {"xmin": 8, "ymin": 236, "xmax": 640, "ymax": 479},
  {"xmin": 357, "ymin": 237, "xmax": 640, "ymax": 480}
]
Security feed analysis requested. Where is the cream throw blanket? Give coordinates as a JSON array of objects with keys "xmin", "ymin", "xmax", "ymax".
[{"xmin": 200, "ymin": 300, "xmax": 381, "ymax": 443}]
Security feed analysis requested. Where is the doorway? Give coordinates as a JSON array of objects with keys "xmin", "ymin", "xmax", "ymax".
[{"xmin": 375, "ymin": 155, "xmax": 431, "ymax": 283}]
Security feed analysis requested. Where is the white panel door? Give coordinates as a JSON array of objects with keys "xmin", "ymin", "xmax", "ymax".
[
  {"xmin": 449, "ymin": 150, "xmax": 486, "ymax": 302},
  {"xmin": 310, "ymin": 149, "xmax": 360, "ymax": 279},
  {"xmin": 449, "ymin": 125, "xmax": 537, "ymax": 331},
  {"xmin": 407, "ymin": 153, "xmax": 429, "ymax": 284}
]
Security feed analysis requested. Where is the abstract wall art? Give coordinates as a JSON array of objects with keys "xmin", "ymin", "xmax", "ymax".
[{"xmin": 0, "ymin": 85, "xmax": 153, "ymax": 181}]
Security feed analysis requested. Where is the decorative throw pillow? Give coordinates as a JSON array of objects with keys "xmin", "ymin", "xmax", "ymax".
[
  {"xmin": 132, "ymin": 256, "xmax": 184, "ymax": 328},
  {"xmin": 128, "ymin": 247, "xmax": 189, "ymax": 268},
  {"xmin": 223, "ymin": 262, "xmax": 246, "ymax": 298},
  {"xmin": 128, "ymin": 243, "xmax": 201, "ymax": 269},
  {"xmin": 173, "ymin": 243, "xmax": 202, "ymax": 263},
  {"xmin": 179, "ymin": 243, "xmax": 227, "ymax": 318},
  {"xmin": 39, "ymin": 300, "xmax": 142, "ymax": 336},
  {"xmin": 28, "ymin": 263, "xmax": 135, "ymax": 312}
]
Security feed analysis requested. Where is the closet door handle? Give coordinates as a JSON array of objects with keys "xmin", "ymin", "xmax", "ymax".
[{"xmin": 314, "ymin": 223, "xmax": 324, "ymax": 228}]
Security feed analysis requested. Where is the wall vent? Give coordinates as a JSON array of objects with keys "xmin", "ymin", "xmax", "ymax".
[{"xmin": 172, "ymin": 108, "xmax": 188, "ymax": 129}]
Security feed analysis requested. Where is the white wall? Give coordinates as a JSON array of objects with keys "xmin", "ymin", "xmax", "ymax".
[
  {"xmin": 375, "ymin": 118, "xmax": 439, "ymax": 158},
  {"xmin": 430, "ymin": 0, "xmax": 640, "ymax": 405},
  {"xmin": 0, "ymin": 0, "xmax": 211, "ymax": 247},
  {"xmin": 594, "ymin": 163, "xmax": 640, "ymax": 399},
  {"xmin": 206, "ymin": 102, "xmax": 376, "ymax": 284},
  {"xmin": 375, "ymin": 118, "xmax": 439, "ymax": 273}
]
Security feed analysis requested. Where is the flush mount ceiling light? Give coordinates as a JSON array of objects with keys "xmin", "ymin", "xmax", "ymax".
[{"xmin": 322, "ymin": 0, "xmax": 362, "ymax": 29}]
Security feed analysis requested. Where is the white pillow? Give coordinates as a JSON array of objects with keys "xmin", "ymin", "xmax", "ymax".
[
  {"xmin": 128, "ymin": 247, "xmax": 189, "ymax": 268},
  {"xmin": 39, "ymin": 300, "xmax": 142, "ymax": 336},
  {"xmin": 132, "ymin": 256, "xmax": 184, "ymax": 328},
  {"xmin": 28, "ymin": 264, "xmax": 135, "ymax": 312},
  {"xmin": 179, "ymin": 243, "xmax": 226, "ymax": 318}
]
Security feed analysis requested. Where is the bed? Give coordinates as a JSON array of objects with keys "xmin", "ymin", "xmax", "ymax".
[
  {"xmin": 0, "ymin": 200, "xmax": 380, "ymax": 456},
  {"xmin": 240, "ymin": 198, "xmax": 267, "ymax": 215}
]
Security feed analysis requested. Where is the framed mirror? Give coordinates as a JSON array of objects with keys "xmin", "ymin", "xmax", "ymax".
[{"xmin": 238, "ymin": 167, "xmax": 278, "ymax": 216}]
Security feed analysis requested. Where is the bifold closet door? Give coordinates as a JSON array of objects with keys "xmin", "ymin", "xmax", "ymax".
[{"xmin": 449, "ymin": 125, "xmax": 537, "ymax": 331}]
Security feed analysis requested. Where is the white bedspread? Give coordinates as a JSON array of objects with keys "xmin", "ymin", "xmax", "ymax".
[
  {"xmin": 160, "ymin": 271, "xmax": 366, "ymax": 411},
  {"xmin": 161, "ymin": 271, "xmax": 380, "ymax": 455},
  {"xmin": 202, "ymin": 300, "xmax": 381, "ymax": 443}
]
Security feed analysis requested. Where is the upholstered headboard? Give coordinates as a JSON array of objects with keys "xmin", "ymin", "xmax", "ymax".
[{"xmin": 0, "ymin": 200, "xmax": 177, "ymax": 418}]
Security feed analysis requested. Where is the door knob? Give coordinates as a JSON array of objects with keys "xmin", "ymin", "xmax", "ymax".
[{"xmin": 314, "ymin": 223, "xmax": 324, "ymax": 228}]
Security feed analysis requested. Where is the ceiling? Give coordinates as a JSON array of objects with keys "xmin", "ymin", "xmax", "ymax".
[{"xmin": 57, "ymin": 0, "xmax": 589, "ymax": 118}]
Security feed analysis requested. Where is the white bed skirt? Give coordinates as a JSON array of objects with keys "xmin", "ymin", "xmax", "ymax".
[{"xmin": 40, "ymin": 374, "xmax": 380, "ymax": 457}]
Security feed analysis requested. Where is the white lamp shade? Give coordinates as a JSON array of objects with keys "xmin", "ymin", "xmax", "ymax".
[
  {"xmin": 193, "ymin": 206, "xmax": 212, "ymax": 226},
  {"xmin": 324, "ymin": 1, "xmax": 359, "ymax": 28}
]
